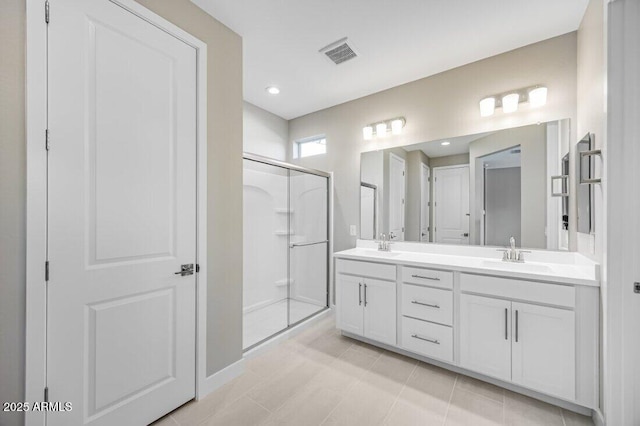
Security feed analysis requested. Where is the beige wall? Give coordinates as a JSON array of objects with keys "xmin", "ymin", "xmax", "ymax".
[
  {"xmin": 576, "ymin": 0, "xmax": 606, "ymax": 415},
  {"xmin": 135, "ymin": 0, "xmax": 244, "ymax": 377},
  {"xmin": 0, "ymin": 1, "xmax": 26, "ymax": 425},
  {"xmin": 289, "ymin": 33, "xmax": 578, "ymax": 252},
  {"xmin": 244, "ymin": 101, "xmax": 288, "ymax": 161}
]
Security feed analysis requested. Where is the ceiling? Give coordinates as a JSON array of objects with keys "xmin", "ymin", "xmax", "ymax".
[
  {"xmin": 404, "ymin": 132, "xmax": 494, "ymax": 158},
  {"xmin": 191, "ymin": 0, "xmax": 588, "ymax": 120}
]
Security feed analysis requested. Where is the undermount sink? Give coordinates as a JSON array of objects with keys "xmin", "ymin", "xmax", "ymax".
[
  {"xmin": 480, "ymin": 260, "xmax": 552, "ymax": 274},
  {"xmin": 354, "ymin": 249, "xmax": 402, "ymax": 258}
]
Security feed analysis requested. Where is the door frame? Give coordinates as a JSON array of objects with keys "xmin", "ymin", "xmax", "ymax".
[
  {"xmin": 419, "ymin": 163, "xmax": 430, "ymax": 242},
  {"xmin": 25, "ymin": 1, "xmax": 208, "ymax": 424},
  {"xmin": 432, "ymin": 164, "xmax": 470, "ymax": 243}
]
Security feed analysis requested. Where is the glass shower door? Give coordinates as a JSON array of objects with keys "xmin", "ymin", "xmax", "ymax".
[
  {"xmin": 242, "ymin": 159, "xmax": 289, "ymax": 349},
  {"xmin": 288, "ymin": 170, "xmax": 329, "ymax": 325}
]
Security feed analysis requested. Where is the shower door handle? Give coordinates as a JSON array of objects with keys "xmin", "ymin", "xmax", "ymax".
[{"xmin": 289, "ymin": 240, "xmax": 328, "ymax": 248}]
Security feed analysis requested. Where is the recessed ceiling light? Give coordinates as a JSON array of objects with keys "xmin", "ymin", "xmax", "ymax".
[
  {"xmin": 441, "ymin": 141, "xmax": 451, "ymax": 146},
  {"xmin": 266, "ymin": 86, "xmax": 280, "ymax": 95}
]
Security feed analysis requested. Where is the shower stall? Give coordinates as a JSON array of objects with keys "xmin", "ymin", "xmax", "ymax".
[{"xmin": 242, "ymin": 153, "xmax": 330, "ymax": 350}]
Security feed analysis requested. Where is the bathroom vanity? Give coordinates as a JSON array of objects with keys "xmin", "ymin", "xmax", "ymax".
[{"xmin": 334, "ymin": 240, "xmax": 600, "ymax": 411}]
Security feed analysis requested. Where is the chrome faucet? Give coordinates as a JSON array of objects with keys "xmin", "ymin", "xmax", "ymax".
[
  {"xmin": 377, "ymin": 233, "xmax": 392, "ymax": 252},
  {"xmin": 498, "ymin": 236, "xmax": 530, "ymax": 263}
]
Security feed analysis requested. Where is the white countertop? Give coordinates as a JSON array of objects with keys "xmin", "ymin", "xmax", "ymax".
[{"xmin": 334, "ymin": 241, "xmax": 600, "ymax": 287}]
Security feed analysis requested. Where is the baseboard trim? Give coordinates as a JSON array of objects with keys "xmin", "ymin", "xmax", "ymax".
[
  {"xmin": 592, "ymin": 408, "xmax": 605, "ymax": 426},
  {"xmin": 197, "ymin": 358, "xmax": 245, "ymax": 400}
]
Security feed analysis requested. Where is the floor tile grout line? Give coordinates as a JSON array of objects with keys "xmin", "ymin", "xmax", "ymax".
[
  {"xmin": 441, "ymin": 374, "xmax": 459, "ymax": 426},
  {"xmin": 381, "ymin": 361, "xmax": 419, "ymax": 424}
]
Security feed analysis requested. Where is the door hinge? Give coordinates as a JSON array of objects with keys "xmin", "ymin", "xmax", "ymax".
[
  {"xmin": 45, "ymin": 0, "xmax": 50, "ymax": 24},
  {"xmin": 45, "ymin": 129, "xmax": 50, "ymax": 151},
  {"xmin": 427, "ymin": 201, "xmax": 431, "ymax": 207},
  {"xmin": 402, "ymin": 227, "xmax": 405, "ymax": 232},
  {"xmin": 402, "ymin": 171, "xmax": 405, "ymax": 176},
  {"xmin": 45, "ymin": 261, "xmax": 50, "ymax": 282},
  {"xmin": 634, "ymin": 282, "xmax": 640, "ymax": 294},
  {"xmin": 44, "ymin": 387, "xmax": 49, "ymax": 402},
  {"xmin": 195, "ymin": 264, "xmax": 200, "ymax": 273}
]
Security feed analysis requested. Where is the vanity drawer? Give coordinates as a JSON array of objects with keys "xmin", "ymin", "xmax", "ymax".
[
  {"xmin": 401, "ymin": 316, "xmax": 453, "ymax": 362},
  {"xmin": 460, "ymin": 273, "xmax": 575, "ymax": 308},
  {"xmin": 336, "ymin": 259, "xmax": 396, "ymax": 281},
  {"xmin": 402, "ymin": 284, "xmax": 453, "ymax": 326},
  {"xmin": 402, "ymin": 266, "xmax": 453, "ymax": 289}
]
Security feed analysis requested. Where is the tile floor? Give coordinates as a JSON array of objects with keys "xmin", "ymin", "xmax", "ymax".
[
  {"xmin": 244, "ymin": 299, "xmax": 325, "ymax": 349},
  {"xmin": 154, "ymin": 314, "xmax": 594, "ymax": 426}
]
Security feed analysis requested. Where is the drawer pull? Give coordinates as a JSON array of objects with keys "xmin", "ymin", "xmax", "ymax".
[
  {"xmin": 411, "ymin": 300, "xmax": 440, "ymax": 309},
  {"xmin": 411, "ymin": 274, "xmax": 440, "ymax": 281},
  {"xmin": 411, "ymin": 334, "xmax": 440, "ymax": 345}
]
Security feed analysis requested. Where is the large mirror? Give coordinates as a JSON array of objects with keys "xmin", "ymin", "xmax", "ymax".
[{"xmin": 360, "ymin": 119, "xmax": 571, "ymax": 250}]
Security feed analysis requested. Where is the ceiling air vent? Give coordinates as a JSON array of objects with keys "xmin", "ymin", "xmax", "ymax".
[{"xmin": 319, "ymin": 37, "xmax": 358, "ymax": 65}]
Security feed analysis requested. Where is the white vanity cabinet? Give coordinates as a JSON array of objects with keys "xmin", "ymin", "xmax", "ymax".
[
  {"xmin": 333, "ymin": 244, "xmax": 599, "ymax": 411},
  {"xmin": 336, "ymin": 260, "xmax": 397, "ymax": 346},
  {"xmin": 459, "ymin": 274, "xmax": 576, "ymax": 401}
]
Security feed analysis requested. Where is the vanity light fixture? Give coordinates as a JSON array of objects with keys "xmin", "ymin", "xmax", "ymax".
[
  {"xmin": 363, "ymin": 117, "xmax": 406, "ymax": 140},
  {"xmin": 479, "ymin": 85, "xmax": 548, "ymax": 117},
  {"xmin": 266, "ymin": 86, "xmax": 280, "ymax": 95},
  {"xmin": 502, "ymin": 93, "xmax": 520, "ymax": 113},
  {"xmin": 528, "ymin": 86, "xmax": 548, "ymax": 108},
  {"xmin": 479, "ymin": 97, "xmax": 496, "ymax": 117}
]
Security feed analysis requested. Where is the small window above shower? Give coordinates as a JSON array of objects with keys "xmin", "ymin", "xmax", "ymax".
[{"xmin": 294, "ymin": 135, "xmax": 327, "ymax": 158}]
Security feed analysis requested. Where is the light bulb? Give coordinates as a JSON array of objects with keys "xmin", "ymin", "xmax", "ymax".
[
  {"xmin": 362, "ymin": 126, "xmax": 373, "ymax": 140},
  {"xmin": 391, "ymin": 119, "xmax": 403, "ymax": 135},
  {"xmin": 376, "ymin": 123, "xmax": 387, "ymax": 136},
  {"xmin": 502, "ymin": 93, "xmax": 520, "ymax": 113},
  {"xmin": 528, "ymin": 86, "xmax": 547, "ymax": 108},
  {"xmin": 479, "ymin": 97, "xmax": 496, "ymax": 117}
]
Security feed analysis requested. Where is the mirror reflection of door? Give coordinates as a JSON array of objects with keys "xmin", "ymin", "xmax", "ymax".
[
  {"xmin": 388, "ymin": 153, "xmax": 406, "ymax": 241},
  {"xmin": 420, "ymin": 164, "xmax": 430, "ymax": 242},
  {"xmin": 360, "ymin": 183, "xmax": 377, "ymax": 240},
  {"xmin": 481, "ymin": 147, "xmax": 522, "ymax": 247},
  {"xmin": 434, "ymin": 165, "xmax": 470, "ymax": 244}
]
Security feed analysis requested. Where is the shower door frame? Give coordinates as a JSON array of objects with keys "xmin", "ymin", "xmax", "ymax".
[{"xmin": 243, "ymin": 153, "xmax": 332, "ymax": 351}]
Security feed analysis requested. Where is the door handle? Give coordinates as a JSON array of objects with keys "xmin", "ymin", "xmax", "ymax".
[
  {"xmin": 359, "ymin": 283, "xmax": 362, "ymax": 306},
  {"xmin": 515, "ymin": 310, "xmax": 519, "ymax": 342},
  {"xmin": 364, "ymin": 284, "xmax": 368, "ymax": 307},
  {"xmin": 462, "ymin": 233, "xmax": 469, "ymax": 237},
  {"xmin": 175, "ymin": 264, "xmax": 194, "ymax": 276},
  {"xmin": 505, "ymin": 308, "xmax": 508, "ymax": 340}
]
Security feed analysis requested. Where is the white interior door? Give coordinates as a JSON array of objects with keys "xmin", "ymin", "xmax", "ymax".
[
  {"xmin": 388, "ymin": 153, "xmax": 405, "ymax": 241},
  {"xmin": 434, "ymin": 166, "xmax": 469, "ymax": 244},
  {"xmin": 420, "ymin": 164, "xmax": 430, "ymax": 242},
  {"xmin": 47, "ymin": 1, "xmax": 197, "ymax": 424}
]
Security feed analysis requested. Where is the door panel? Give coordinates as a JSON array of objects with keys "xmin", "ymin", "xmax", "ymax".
[
  {"xmin": 48, "ymin": 1, "xmax": 197, "ymax": 424},
  {"xmin": 511, "ymin": 302, "xmax": 575, "ymax": 400},
  {"xmin": 289, "ymin": 170, "xmax": 329, "ymax": 324},
  {"xmin": 337, "ymin": 275, "xmax": 364, "ymax": 336},
  {"xmin": 388, "ymin": 153, "xmax": 405, "ymax": 241},
  {"xmin": 459, "ymin": 294, "xmax": 511, "ymax": 382},
  {"xmin": 435, "ymin": 166, "xmax": 469, "ymax": 244},
  {"xmin": 363, "ymin": 278, "xmax": 396, "ymax": 345}
]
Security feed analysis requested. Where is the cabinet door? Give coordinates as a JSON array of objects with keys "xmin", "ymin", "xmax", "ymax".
[
  {"xmin": 336, "ymin": 274, "xmax": 364, "ymax": 336},
  {"xmin": 460, "ymin": 294, "xmax": 512, "ymax": 382},
  {"xmin": 363, "ymin": 278, "xmax": 397, "ymax": 345},
  {"xmin": 511, "ymin": 302, "xmax": 575, "ymax": 400}
]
